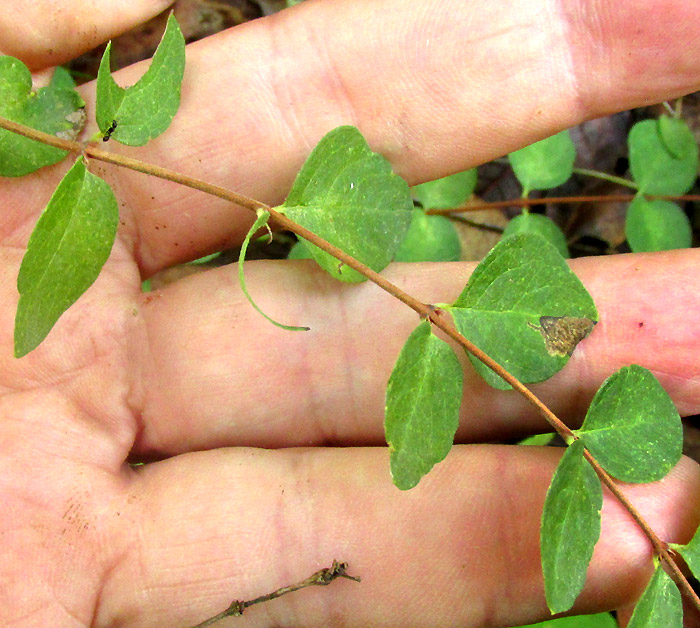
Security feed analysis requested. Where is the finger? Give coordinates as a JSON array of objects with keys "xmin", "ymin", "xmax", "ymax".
[
  {"xmin": 73, "ymin": 0, "xmax": 700, "ymax": 274},
  {"xmin": 0, "ymin": 0, "xmax": 174, "ymax": 69},
  {"xmin": 131, "ymin": 248, "xmax": 700, "ymax": 456},
  {"xmin": 96, "ymin": 447, "xmax": 700, "ymax": 628}
]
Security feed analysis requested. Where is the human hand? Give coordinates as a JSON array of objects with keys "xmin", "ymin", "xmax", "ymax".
[{"xmin": 2, "ymin": 2, "xmax": 700, "ymax": 627}]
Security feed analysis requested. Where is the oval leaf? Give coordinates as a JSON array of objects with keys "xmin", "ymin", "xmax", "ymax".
[
  {"xmin": 394, "ymin": 208, "xmax": 461, "ymax": 261},
  {"xmin": 15, "ymin": 157, "xmax": 118, "ymax": 356},
  {"xmin": 575, "ymin": 365, "xmax": 682, "ymax": 483},
  {"xmin": 502, "ymin": 212, "xmax": 569, "ymax": 258},
  {"xmin": 96, "ymin": 13, "xmax": 185, "ymax": 146},
  {"xmin": 0, "ymin": 57, "xmax": 85, "ymax": 176},
  {"xmin": 627, "ymin": 564, "xmax": 682, "ymax": 628},
  {"xmin": 385, "ymin": 321, "xmax": 463, "ymax": 490},
  {"xmin": 541, "ymin": 440, "xmax": 602, "ymax": 615},
  {"xmin": 280, "ymin": 126, "xmax": 413, "ymax": 282},
  {"xmin": 658, "ymin": 115, "xmax": 697, "ymax": 159},
  {"xmin": 450, "ymin": 234, "xmax": 597, "ymax": 389},
  {"xmin": 509, "ymin": 131, "xmax": 576, "ymax": 193},
  {"xmin": 412, "ymin": 169, "xmax": 477, "ymax": 209},
  {"xmin": 628, "ymin": 118, "xmax": 699, "ymax": 195},
  {"xmin": 625, "ymin": 196, "xmax": 691, "ymax": 252}
]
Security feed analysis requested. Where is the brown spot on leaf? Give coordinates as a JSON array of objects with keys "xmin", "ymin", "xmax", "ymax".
[{"xmin": 534, "ymin": 316, "xmax": 597, "ymax": 357}]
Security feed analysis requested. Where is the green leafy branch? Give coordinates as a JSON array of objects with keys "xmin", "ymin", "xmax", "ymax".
[
  {"xmin": 2, "ymin": 15, "xmax": 699, "ymax": 627},
  {"xmin": 3, "ymin": 107, "xmax": 698, "ymax": 621}
]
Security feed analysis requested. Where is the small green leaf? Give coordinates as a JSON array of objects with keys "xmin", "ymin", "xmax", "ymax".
[
  {"xmin": 449, "ymin": 234, "xmax": 597, "ymax": 389},
  {"xmin": 287, "ymin": 240, "xmax": 312, "ymax": 260},
  {"xmin": 671, "ymin": 523, "xmax": 700, "ymax": 581},
  {"xmin": 658, "ymin": 115, "xmax": 697, "ymax": 159},
  {"xmin": 502, "ymin": 212, "xmax": 569, "ymax": 258},
  {"xmin": 627, "ymin": 563, "xmax": 682, "ymax": 628},
  {"xmin": 49, "ymin": 66, "xmax": 78, "ymax": 91},
  {"xmin": 541, "ymin": 440, "xmax": 602, "ymax": 615},
  {"xmin": 15, "ymin": 157, "xmax": 118, "ymax": 356},
  {"xmin": 628, "ymin": 118, "xmax": 699, "ymax": 195},
  {"xmin": 625, "ymin": 196, "xmax": 691, "ymax": 252},
  {"xmin": 509, "ymin": 131, "xmax": 576, "ymax": 194},
  {"xmin": 96, "ymin": 13, "xmax": 185, "ymax": 146},
  {"xmin": 279, "ymin": 126, "xmax": 413, "ymax": 282},
  {"xmin": 0, "ymin": 57, "xmax": 85, "ymax": 176},
  {"xmin": 516, "ymin": 611, "xmax": 617, "ymax": 628},
  {"xmin": 575, "ymin": 365, "xmax": 682, "ymax": 483},
  {"xmin": 385, "ymin": 321, "xmax": 463, "ymax": 490},
  {"xmin": 519, "ymin": 432, "xmax": 556, "ymax": 447},
  {"xmin": 394, "ymin": 208, "xmax": 461, "ymax": 261},
  {"xmin": 412, "ymin": 169, "xmax": 477, "ymax": 209}
]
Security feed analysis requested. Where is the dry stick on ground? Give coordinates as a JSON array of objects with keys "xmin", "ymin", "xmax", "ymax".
[
  {"xmin": 1, "ymin": 114, "xmax": 698, "ymax": 613},
  {"xmin": 189, "ymin": 561, "xmax": 360, "ymax": 628}
]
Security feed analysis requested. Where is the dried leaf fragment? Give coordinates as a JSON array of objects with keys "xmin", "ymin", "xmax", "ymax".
[{"xmin": 534, "ymin": 316, "xmax": 597, "ymax": 357}]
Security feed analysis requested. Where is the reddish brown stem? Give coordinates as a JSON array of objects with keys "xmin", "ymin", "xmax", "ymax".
[{"xmin": 426, "ymin": 193, "xmax": 700, "ymax": 215}]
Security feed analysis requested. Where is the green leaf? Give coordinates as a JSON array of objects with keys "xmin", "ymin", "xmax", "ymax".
[
  {"xmin": 96, "ymin": 13, "xmax": 185, "ymax": 146},
  {"xmin": 0, "ymin": 56, "xmax": 85, "ymax": 177},
  {"xmin": 628, "ymin": 118, "xmax": 699, "ymax": 195},
  {"xmin": 575, "ymin": 365, "xmax": 682, "ymax": 483},
  {"xmin": 658, "ymin": 115, "xmax": 697, "ymax": 159},
  {"xmin": 15, "ymin": 157, "xmax": 118, "ymax": 357},
  {"xmin": 516, "ymin": 611, "xmax": 617, "ymax": 628},
  {"xmin": 509, "ymin": 131, "xmax": 576, "ymax": 193},
  {"xmin": 394, "ymin": 208, "xmax": 462, "ymax": 261},
  {"xmin": 279, "ymin": 126, "xmax": 413, "ymax": 282},
  {"xmin": 412, "ymin": 169, "xmax": 477, "ymax": 209},
  {"xmin": 385, "ymin": 321, "xmax": 463, "ymax": 490},
  {"xmin": 540, "ymin": 440, "xmax": 602, "ymax": 615},
  {"xmin": 671, "ymin": 523, "xmax": 700, "ymax": 581},
  {"xmin": 519, "ymin": 432, "xmax": 556, "ymax": 446},
  {"xmin": 288, "ymin": 240, "xmax": 312, "ymax": 260},
  {"xmin": 627, "ymin": 563, "xmax": 682, "ymax": 628},
  {"xmin": 625, "ymin": 196, "xmax": 691, "ymax": 252},
  {"xmin": 449, "ymin": 234, "xmax": 597, "ymax": 389},
  {"xmin": 49, "ymin": 66, "xmax": 78, "ymax": 91},
  {"xmin": 502, "ymin": 212, "xmax": 569, "ymax": 258}
]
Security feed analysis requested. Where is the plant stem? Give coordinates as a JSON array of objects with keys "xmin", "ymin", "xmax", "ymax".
[
  {"xmin": 426, "ymin": 192, "xmax": 700, "ymax": 215},
  {"xmin": 571, "ymin": 167, "xmax": 638, "ymax": 189},
  {"xmin": 187, "ymin": 560, "xmax": 360, "ymax": 628},
  {"xmin": 2, "ymin": 114, "xmax": 698, "ymax": 613}
]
